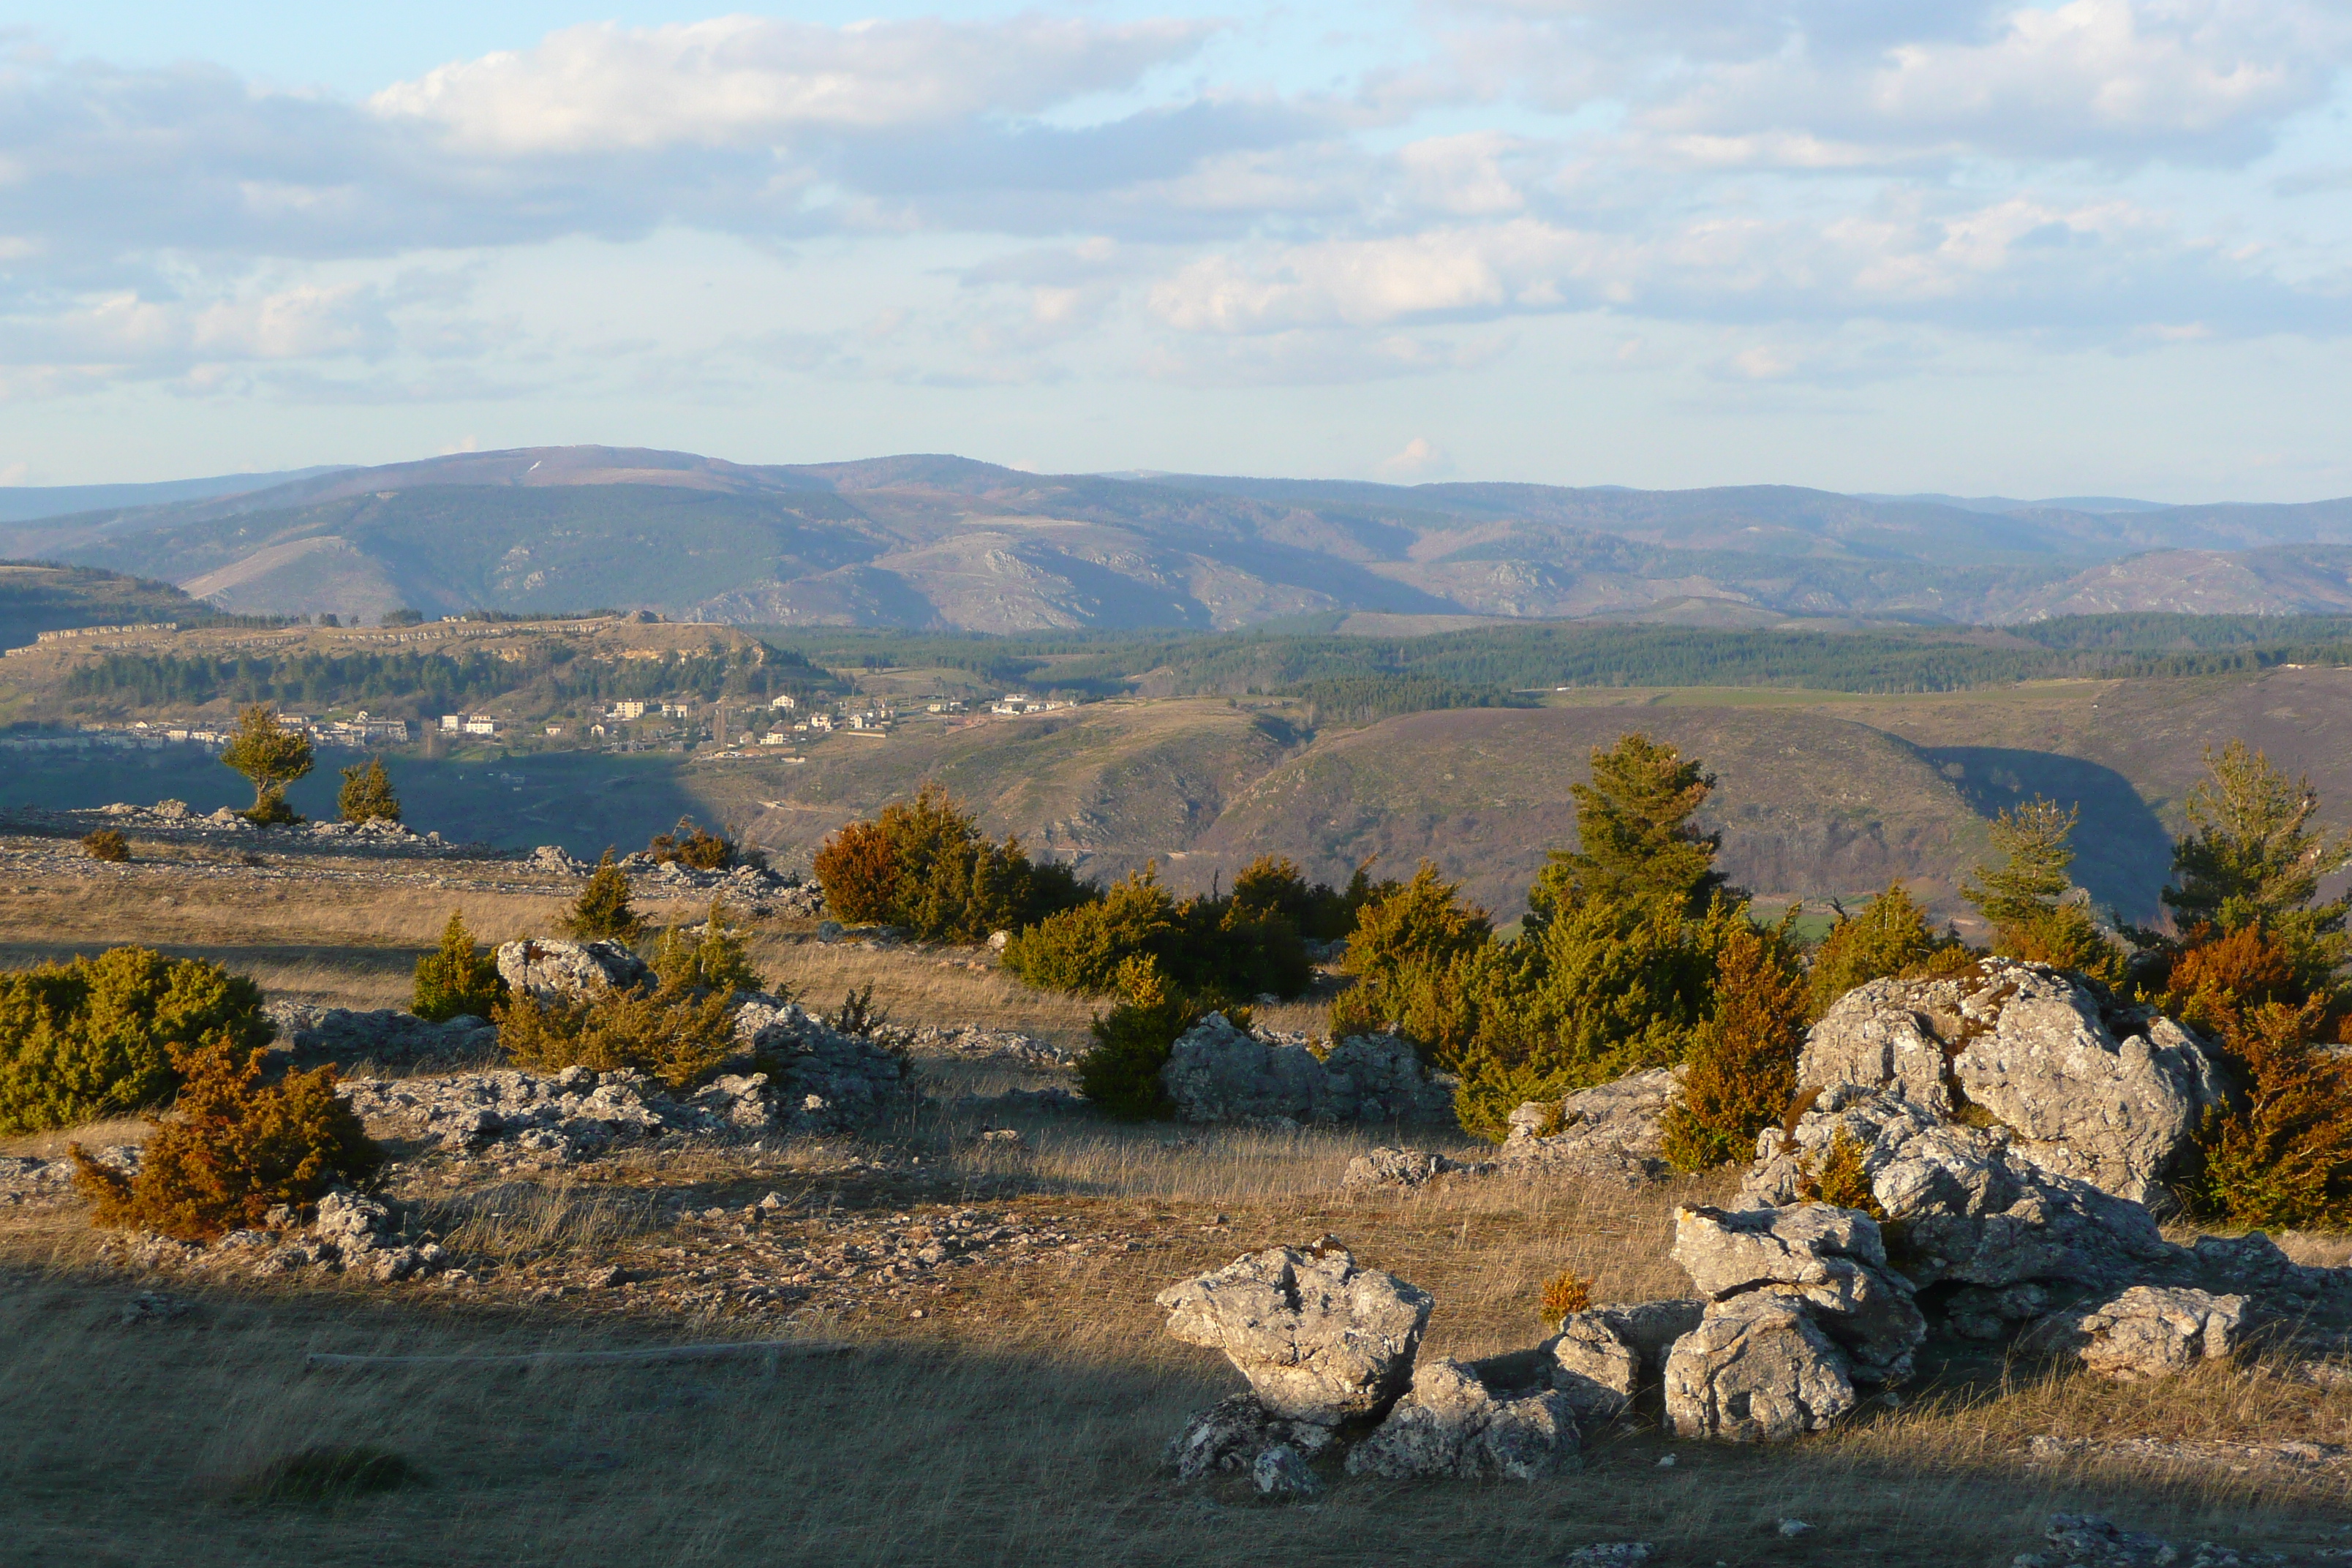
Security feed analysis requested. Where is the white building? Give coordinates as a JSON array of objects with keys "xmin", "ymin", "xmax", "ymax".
[
  {"xmin": 769, "ymin": 693, "xmax": 797, "ymax": 711},
  {"xmin": 440, "ymin": 714, "xmax": 462, "ymax": 731},
  {"xmin": 610, "ymin": 701, "xmax": 648, "ymax": 720},
  {"xmin": 463, "ymin": 716, "xmax": 499, "ymax": 736}
]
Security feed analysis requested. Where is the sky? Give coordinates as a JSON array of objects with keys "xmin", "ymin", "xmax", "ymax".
[{"xmin": 2, "ymin": 1, "xmax": 2349, "ymax": 499}]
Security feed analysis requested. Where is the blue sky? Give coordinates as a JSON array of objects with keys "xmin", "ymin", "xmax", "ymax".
[{"xmin": 3, "ymin": 1, "xmax": 2349, "ymax": 499}]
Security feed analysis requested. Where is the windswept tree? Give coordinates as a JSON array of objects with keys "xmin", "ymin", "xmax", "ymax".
[{"xmin": 220, "ymin": 704, "xmax": 313, "ymax": 825}]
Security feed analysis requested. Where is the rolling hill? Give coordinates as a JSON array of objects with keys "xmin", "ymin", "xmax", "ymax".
[{"xmin": 10, "ymin": 446, "xmax": 2352, "ymax": 631}]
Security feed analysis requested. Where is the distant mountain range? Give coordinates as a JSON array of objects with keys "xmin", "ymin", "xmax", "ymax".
[{"xmin": 4, "ymin": 447, "xmax": 2349, "ymax": 630}]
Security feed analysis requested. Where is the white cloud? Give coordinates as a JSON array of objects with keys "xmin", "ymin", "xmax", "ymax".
[
  {"xmin": 370, "ymin": 16, "xmax": 1219, "ymax": 155},
  {"xmin": 1379, "ymin": 436, "xmax": 1455, "ymax": 478}
]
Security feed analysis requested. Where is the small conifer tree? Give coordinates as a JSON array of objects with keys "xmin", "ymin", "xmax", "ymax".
[
  {"xmin": 559, "ymin": 849, "xmax": 643, "ymax": 943},
  {"xmin": 412, "ymin": 911, "xmax": 503, "ymax": 1021},
  {"xmin": 337, "ymin": 756, "xmax": 401, "ymax": 824},
  {"xmin": 221, "ymin": 704, "xmax": 313, "ymax": 824},
  {"xmin": 2163, "ymin": 741, "xmax": 2351, "ymax": 997},
  {"xmin": 651, "ymin": 899, "xmax": 769, "ymax": 996},
  {"xmin": 1807, "ymin": 881, "xmax": 1943, "ymax": 1016},
  {"xmin": 1529, "ymin": 733, "xmax": 1728, "ymax": 925}
]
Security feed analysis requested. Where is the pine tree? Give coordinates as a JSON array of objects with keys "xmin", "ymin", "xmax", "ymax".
[
  {"xmin": 1529, "ymin": 733, "xmax": 1729, "ymax": 924},
  {"xmin": 220, "ymin": 704, "xmax": 312, "ymax": 824},
  {"xmin": 337, "ymin": 756, "xmax": 401, "ymax": 824},
  {"xmin": 412, "ymin": 911, "xmax": 502, "ymax": 1021},
  {"xmin": 2163, "ymin": 741, "xmax": 2351, "ymax": 991},
  {"xmin": 1961, "ymin": 797, "xmax": 2123, "ymax": 982},
  {"xmin": 559, "ymin": 850, "xmax": 644, "ymax": 943}
]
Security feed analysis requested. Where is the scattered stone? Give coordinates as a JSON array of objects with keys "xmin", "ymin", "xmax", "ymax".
[
  {"xmin": 1156, "ymin": 1238, "xmax": 1433, "ymax": 1424},
  {"xmin": 2011, "ymin": 1513, "xmax": 2194, "ymax": 1567},
  {"xmin": 880, "ymin": 1022, "xmax": 1073, "ymax": 1066},
  {"xmin": 1159, "ymin": 1015, "xmax": 1454, "ymax": 1126},
  {"xmin": 973, "ymin": 1128, "xmax": 1024, "ymax": 1147},
  {"xmin": 1778, "ymin": 1520, "xmax": 1815, "ymax": 1539},
  {"xmin": 1343, "ymin": 1357, "xmax": 1580, "ymax": 1480},
  {"xmin": 528, "ymin": 844, "xmax": 589, "ymax": 875},
  {"xmin": 494, "ymin": 938, "xmax": 650, "ymax": 1002},
  {"xmin": 1500, "ymin": 1067, "xmax": 1683, "ymax": 1186},
  {"xmin": 2022, "ymin": 1285, "xmax": 2249, "ymax": 1381},
  {"xmin": 1670, "ymin": 1203, "xmax": 1925, "ymax": 1383},
  {"xmin": 1800, "ymin": 958, "xmax": 2223, "ymax": 1205},
  {"xmin": 1561, "ymin": 1545, "xmax": 1652, "ymax": 1567},
  {"xmin": 1662, "ymin": 1297, "xmax": 1857, "ymax": 1441},
  {"xmin": 1250, "ymin": 1443, "xmax": 1321, "ymax": 1498},
  {"xmin": 118, "ymin": 1290, "xmax": 189, "ymax": 1324},
  {"xmin": 1341, "ymin": 1145, "xmax": 1484, "ymax": 1191}
]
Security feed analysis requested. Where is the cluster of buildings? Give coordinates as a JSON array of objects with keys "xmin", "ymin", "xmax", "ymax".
[{"xmin": 0, "ymin": 710, "xmax": 412, "ymax": 755}]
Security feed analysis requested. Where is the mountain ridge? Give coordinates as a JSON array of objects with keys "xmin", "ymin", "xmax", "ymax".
[{"xmin": 10, "ymin": 445, "xmax": 2352, "ymax": 630}]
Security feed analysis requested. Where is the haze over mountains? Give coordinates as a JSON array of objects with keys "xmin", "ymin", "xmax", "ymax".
[{"xmin": 5, "ymin": 447, "xmax": 2350, "ymax": 631}]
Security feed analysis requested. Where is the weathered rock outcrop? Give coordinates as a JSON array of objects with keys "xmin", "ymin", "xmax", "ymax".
[
  {"xmin": 1798, "ymin": 959, "xmax": 2222, "ymax": 1205},
  {"xmin": 1662, "ymin": 1297, "xmax": 1857, "ymax": 1441},
  {"xmin": 1155, "ymin": 1239, "xmax": 1433, "ymax": 1423},
  {"xmin": 732, "ymin": 998, "xmax": 913, "ymax": 1134},
  {"xmin": 1343, "ymin": 1358, "xmax": 1580, "ymax": 1480},
  {"xmin": 341, "ymin": 1065, "xmax": 782, "ymax": 1158},
  {"xmin": 1671, "ymin": 1204, "xmax": 1926, "ymax": 1383},
  {"xmin": 1500, "ymin": 1067, "xmax": 1681, "ymax": 1186},
  {"xmin": 1340, "ymin": 1145, "xmax": 1485, "ymax": 1191},
  {"xmin": 494, "ymin": 938, "xmax": 650, "ymax": 1002},
  {"xmin": 2021, "ymin": 1285, "xmax": 2249, "ymax": 1382},
  {"xmin": 1159, "ymin": 1015, "xmax": 1453, "ymax": 1126},
  {"xmin": 1741, "ymin": 1085, "xmax": 2185, "ymax": 1297}
]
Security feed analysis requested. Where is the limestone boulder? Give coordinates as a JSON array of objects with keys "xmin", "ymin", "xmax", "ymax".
[
  {"xmin": 494, "ymin": 939, "xmax": 649, "ymax": 1002},
  {"xmin": 1800, "ymin": 958, "xmax": 2223, "ymax": 1205},
  {"xmin": 1547, "ymin": 1300, "xmax": 1704, "ymax": 1419},
  {"xmin": 1499, "ymin": 1066, "xmax": 1681, "ymax": 1186},
  {"xmin": 1341, "ymin": 1146, "xmax": 1484, "ymax": 1191},
  {"xmin": 1670, "ymin": 1203, "xmax": 1926, "ymax": 1383},
  {"xmin": 1741, "ymin": 1085, "xmax": 2187, "ymax": 1297},
  {"xmin": 1343, "ymin": 1358, "xmax": 1580, "ymax": 1480},
  {"xmin": 1155, "ymin": 1239, "xmax": 1433, "ymax": 1424},
  {"xmin": 2022, "ymin": 1286, "xmax": 2249, "ymax": 1381},
  {"xmin": 1160, "ymin": 1015, "xmax": 1452, "ymax": 1126},
  {"xmin": 1662, "ymin": 1298, "xmax": 1857, "ymax": 1441}
]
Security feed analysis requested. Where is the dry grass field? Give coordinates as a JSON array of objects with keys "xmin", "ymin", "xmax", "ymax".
[{"xmin": 5, "ymin": 835, "xmax": 2352, "ymax": 1565}]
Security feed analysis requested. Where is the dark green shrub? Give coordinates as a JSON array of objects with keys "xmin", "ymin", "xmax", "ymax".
[
  {"xmin": 1229, "ymin": 855, "xmax": 1360, "ymax": 941},
  {"xmin": 0, "ymin": 947, "xmax": 270, "ymax": 1134},
  {"xmin": 1073, "ymin": 962, "xmax": 1249, "ymax": 1120},
  {"xmin": 81, "ymin": 829, "xmax": 129, "ymax": 862},
  {"xmin": 72, "ymin": 1035, "xmax": 382, "ymax": 1241},
  {"xmin": 558, "ymin": 850, "xmax": 644, "ymax": 942},
  {"xmin": 1327, "ymin": 862, "xmax": 1494, "ymax": 1045},
  {"xmin": 337, "ymin": 756, "xmax": 400, "ymax": 824},
  {"xmin": 497, "ymin": 976, "xmax": 737, "ymax": 1090},
  {"xmin": 236, "ymin": 1444, "xmax": 423, "ymax": 1503},
  {"xmin": 1000, "ymin": 862, "xmax": 1316, "ymax": 1004},
  {"xmin": 412, "ymin": 911, "xmax": 503, "ymax": 1022},
  {"xmin": 1002, "ymin": 866, "xmax": 1179, "ymax": 993},
  {"xmin": 1662, "ymin": 913, "xmax": 1809, "ymax": 1171}
]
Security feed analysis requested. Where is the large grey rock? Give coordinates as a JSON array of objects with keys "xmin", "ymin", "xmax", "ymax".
[
  {"xmin": 1547, "ymin": 1300, "xmax": 1705, "ymax": 1418},
  {"xmin": 1163, "ymin": 1392, "xmax": 1334, "ymax": 1482},
  {"xmin": 1155, "ymin": 1239, "xmax": 1433, "ymax": 1424},
  {"xmin": 1341, "ymin": 1145, "xmax": 1484, "ymax": 1191},
  {"xmin": 1740, "ymin": 1086, "xmax": 2187, "ymax": 1297},
  {"xmin": 1662, "ymin": 1298, "xmax": 1857, "ymax": 1441},
  {"xmin": 2019, "ymin": 1513, "xmax": 2191, "ymax": 1568},
  {"xmin": 2023, "ymin": 1286, "xmax": 2250, "ymax": 1381},
  {"xmin": 1801, "ymin": 959, "xmax": 2223, "ymax": 1205},
  {"xmin": 1343, "ymin": 1358, "xmax": 1580, "ymax": 1480},
  {"xmin": 494, "ymin": 938, "xmax": 649, "ymax": 1002},
  {"xmin": 1499, "ymin": 1067, "xmax": 1681, "ymax": 1186},
  {"xmin": 1159, "ymin": 1014, "xmax": 1452, "ymax": 1126},
  {"xmin": 339, "ymin": 1062, "xmax": 837, "ymax": 1156},
  {"xmin": 1670, "ymin": 1203, "xmax": 1925, "ymax": 1383}
]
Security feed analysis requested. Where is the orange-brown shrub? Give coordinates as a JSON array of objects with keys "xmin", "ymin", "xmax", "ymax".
[
  {"xmin": 2163, "ymin": 923, "xmax": 2302, "ymax": 1039},
  {"xmin": 813, "ymin": 818, "xmax": 901, "ymax": 924},
  {"xmin": 1539, "ymin": 1270, "xmax": 1594, "ymax": 1326},
  {"xmin": 72, "ymin": 1036, "xmax": 382, "ymax": 1242},
  {"xmin": 1659, "ymin": 916, "xmax": 1809, "ymax": 1171},
  {"xmin": 2192, "ymin": 998, "xmax": 2352, "ymax": 1229},
  {"xmin": 81, "ymin": 828, "xmax": 129, "ymax": 862}
]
